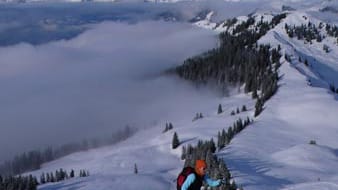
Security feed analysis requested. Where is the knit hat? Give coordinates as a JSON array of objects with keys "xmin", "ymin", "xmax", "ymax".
[{"xmin": 195, "ymin": 160, "xmax": 207, "ymax": 176}]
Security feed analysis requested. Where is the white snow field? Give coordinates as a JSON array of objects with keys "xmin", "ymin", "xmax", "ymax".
[{"xmin": 21, "ymin": 1, "xmax": 338, "ymax": 190}]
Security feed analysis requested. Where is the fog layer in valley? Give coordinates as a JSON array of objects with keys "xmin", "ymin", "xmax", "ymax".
[{"xmin": 0, "ymin": 20, "xmax": 219, "ymax": 162}]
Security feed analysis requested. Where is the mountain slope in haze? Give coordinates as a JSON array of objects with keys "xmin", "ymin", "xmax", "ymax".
[
  {"xmin": 0, "ymin": 0, "xmax": 334, "ymax": 6},
  {"xmin": 20, "ymin": 3, "xmax": 338, "ymax": 190}
]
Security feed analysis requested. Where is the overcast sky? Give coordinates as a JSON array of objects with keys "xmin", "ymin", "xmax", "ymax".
[{"xmin": 0, "ymin": 20, "xmax": 221, "ymax": 162}]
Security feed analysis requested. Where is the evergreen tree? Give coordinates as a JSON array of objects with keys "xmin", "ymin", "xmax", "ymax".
[
  {"xmin": 323, "ymin": 44, "xmax": 330, "ymax": 53},
  {"xmin": 210, "ymin": 138, "xmax": 216, "ymax": 153},
  {"xmin": 46, "ymin": 172, "xmax": 50, "ymax": 182},
  {"xmin": 172, "ymin": 132, "xmax": 180, "ymax": 149},
  {"xmin": 0, "ymin": 175, "xmax": 2, "ymax": 190},
  {"xmin": 241, "ymin": 105, "xmax": 247, "ymax": 112},
  {"xmin": 163, "ymin": 123, "xmax": 169, "ymax": 133},
  {"xmin": 230, "ymin": 180, "xmax": 238, "ymax": 190},
  {"xmin": 181, "ymin": 146, "xmax": 187, "ymax": 160},
  {"xmin": 50, "ymin": 172, "xmax": 55, "ymax": 182},
  {"xmin": 64, "ymin": 171, "xmax": 69, "ymax": 179},
  {"xmin": 70, "ymin": 169, "xmax": 75, "ymax": 178},
  {"xmin": 330, "ymin": 84, "xmax": 335, "ymax": 93},
  {"xmin": 222, "ymin": 129, "xmax": 228, "ymax": 145},
  {"xmin": 309, "ymin": 140, "xmax": 317, "ymax": 145},
  {"xmin": 254, "ymin": 98, "xmax": 264, "ymax": 117},
  {"xmin": 33, "ymin": 175, "xmax": 39, "ymax": 189},
  {"xmin": 27, "ymin": 175, "xmax": 36, "ymax": 190},
  {"xmin": 252, "ymin": 89, "xmax": 258, "ymax": 99},
  {"xmin": 164, "ymin": 122, "xmax": 174, "ymax": 132},
  {"xmin": 134, "ymin": 164, "xmax": 138, "ymax": 174},
  {"xmin": 40, "ymin": 172, "xmax": 46, "ymax": 184},
  {"xmin": 227, "ymin": 127, "xmax": 234, "ymax": 140},
  {"xmin": 217, "ymin": 104, "xmax": 223, "ymax": 114},
  {"xmin": 217, "ymin": 131, "xmax": 223, "ymax": 149},
  {"xmin": 55, "ymin": 170, "xmax": 60, "ymax": 182},
  {"xmin": 59, "ymin": 168, "xmax": 65, "ymax": 180},
  {"xmin": 169, "ymin": 123, "xmax": 173, "ymax": 130}
]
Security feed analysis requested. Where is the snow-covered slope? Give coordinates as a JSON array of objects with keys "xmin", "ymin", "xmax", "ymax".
[
  {"xmin": 218, "ymin": 10, "xmax": 338, "ymax": 190},
  {"xmin": 21, "ymin": 3, "xmax": 338, "ymax": 190},
  {"xmin": 28, "ymin": 92, "xmax": 255, "ymax": 190}
]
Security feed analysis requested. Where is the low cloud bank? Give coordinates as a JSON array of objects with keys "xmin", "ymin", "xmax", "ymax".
[{"xmin": 0, "ymin": 21, "xmax": 219, "ymax": 162}]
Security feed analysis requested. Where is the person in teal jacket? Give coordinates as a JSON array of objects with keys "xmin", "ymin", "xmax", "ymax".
[{"xmin": 181, "ymin": 160, "xmax": 221, "ymax": 190}]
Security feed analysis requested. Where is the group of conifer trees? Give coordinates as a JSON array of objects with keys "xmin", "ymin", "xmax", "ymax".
[
  {"xmin": 192, "ymin": 113, "xmax": 204, "ymax": 121},
  {"xmin": 0, "ymin": 174, "xmax": 38, "ymax": 190},
  {"xmin": 329, "ymin": 84, "xmax": 338, "ymax": 94},
  {"xmin": 176, "ymin": 117, "xmax": 251, "ymax": 190},
  {"xmin": 325, "ymin": 24, "xmax": 338, "ymax": 39},
  {"xmin": 0, "ymin": 168, "xmax": 89, "ymax": 190},
  {"xmin": 217, "ymin": 117, "xmax": 252, "ymax": 150},
  {"xmin": 39, "ymin": 168, "xmax": 89, "ymax": 185},
  {"xmin": 230, "ymin": 105, "xmax": 247, "ymax": 115},
  {"xmin": 181, "ymin": 139, "xmax": 239, "ymax": 190},
  {"xmin": 285, "ymin": 21, "xmax": 338, "ymax": 46},
  {"xmin": 0, "ymin": 144, "xmax": 89, "ymax": 176},
  {"xmin": 170, "ymin": 13, "xmax": 285, "ymax": 118},
  {"xmin": 0, "ymin": 126, "xmax": 135, "ymax": 176},
  {"xmin": 285, "ymin": 22, "xmax": 323, "ymax": 42},
  {"xmin": 285, "ymin": 21, "xmax": 338, "ymax": 94},
  {"xmin": 163, "ymin": 122, "xmax": 174, "ymax": 133}
]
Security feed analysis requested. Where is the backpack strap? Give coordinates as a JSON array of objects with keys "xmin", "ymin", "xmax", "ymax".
[{"xmin": 182, "ymin": 167, "xmax": 194, "ymax": 176}]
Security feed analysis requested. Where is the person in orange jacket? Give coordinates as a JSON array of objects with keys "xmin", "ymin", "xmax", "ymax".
[{"xmin": 179, "ymin": 160, "xmax": 221, "ymax": 190}]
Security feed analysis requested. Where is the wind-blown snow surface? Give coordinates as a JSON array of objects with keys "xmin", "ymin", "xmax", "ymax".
[
  {"xmin": 221, "ymin": 11, "xmax": 338, "ymax": 190},
  {"xmin": 23, "ymin": 3, "xmax": 338, "ymax": 190}
]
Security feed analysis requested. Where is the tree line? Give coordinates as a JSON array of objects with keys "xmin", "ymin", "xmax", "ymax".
[
  {"xmin": 325, "ymin": 23, "xmax": 338, "ymax": 39},
  {"xmin": 217, "ymin": 117, "xmax": 252, "ymax": 150},
  {"xmin": 0, "ymin": 168, "xmax": 89, "ymax": 190},
  {"xmin": 285, "ymin": 21, "xmax": 338, "ymax": 47},
  {"xmin": 0, "ymin": 125, "xmax": 136, "ymax": 176},
  {"xmin": 285, "ymin": 22, "xmax": 323, "ymax": 43},
  {"xmin": 39, "ymin": 168, "xmax": 89, "ymax": 184},
  {"xmin": 168, "ymin": 13, "xmax": 285, "ymax": 117},
  {"xmin": 0, "ymin": 174, "xmax": 38, "ymax": 190}
]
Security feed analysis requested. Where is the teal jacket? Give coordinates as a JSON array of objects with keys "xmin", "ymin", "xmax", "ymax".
[{"xmin": 181, "ymin": 173, "xmax": 221, "ymax": 190}]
